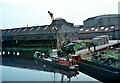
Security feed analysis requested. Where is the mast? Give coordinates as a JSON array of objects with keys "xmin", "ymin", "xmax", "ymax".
[
  {"xmin": 48, "ymin": 11, "xmax": 55, "ymax": 49},
  {"xmin": 48, "ymin": 11, "xmax": 54, "ymax": 21},
  {"xmin": 47, "ymin": 11, "xmax": 62, "ymax": 51}
]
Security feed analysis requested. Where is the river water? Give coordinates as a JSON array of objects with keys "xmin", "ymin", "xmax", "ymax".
[{"xmin": 1, "ymin": 56, "xmax": 100, "ymax": 82}]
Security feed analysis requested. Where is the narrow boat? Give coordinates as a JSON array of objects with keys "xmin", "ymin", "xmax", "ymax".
[
  {"xmin": 79, "ymin": 59, "xmax": 120, "ymax": 83},
  {"xmin": 33, "ymin": 51, "xmax": 80, "ymax": 71},
  {"xmin": 34, "ymin": 59, "xmax": 79, "ymax": 78}
]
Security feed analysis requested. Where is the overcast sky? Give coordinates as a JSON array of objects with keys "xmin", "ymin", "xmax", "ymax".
[{"xmin": 0, "ymin": 0, "xmax": 120, "ymax": 29}]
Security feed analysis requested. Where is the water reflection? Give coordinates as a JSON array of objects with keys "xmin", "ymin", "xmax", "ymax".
[{"xmin": 2, "ymin": 56, "xmax": 98, "ymax": 82}]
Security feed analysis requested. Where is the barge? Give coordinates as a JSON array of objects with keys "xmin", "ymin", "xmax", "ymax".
[
  {"xmin": 79, "ymin": 59, "xmax": 120, "ymax": 83},
  {"xmin": 33, "ymin": 51, "xmax": 79, "ymax": 71}
]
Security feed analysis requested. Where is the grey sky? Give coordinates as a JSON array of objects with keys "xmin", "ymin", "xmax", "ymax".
[{"xmin": 1, "ymin": 0, "xmax": 120, "ymax": 29}]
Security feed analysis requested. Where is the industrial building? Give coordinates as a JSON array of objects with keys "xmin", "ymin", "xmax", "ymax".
[
  {"xmin": 1, "ymin": 14, "xmax": 120, "ymax": 53},
  {"xmin": 2, "ymin": 18, "xmax": 77, "ymax": 52},
  {"xmin": 77, "ymin": 14, "xmax": 120, "ymax": 39},
  {"xmin": 84, "ymin": 14, "xmax": 120, "ymax": 28}
]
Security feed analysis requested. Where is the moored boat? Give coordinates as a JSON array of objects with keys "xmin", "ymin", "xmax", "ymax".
[
  {"xmin": 33, "ymin": 51, "xmax": 80, "ymax": 71},
  {"xmin": 79, "ymin": 59, "xmax": 120, "ymax": 83}
]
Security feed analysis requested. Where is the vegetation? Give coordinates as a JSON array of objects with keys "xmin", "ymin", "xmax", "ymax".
[
  {"xmin": 74, "ymin": 41, "xmax": 94, "ymax": 51},
  {"xmin": 74, "ymin": 42, "xmax": 86, "ymax": 51},
  {"xmin": 90, "ymin": 49, "xmax": 120, "ymax": 69}
]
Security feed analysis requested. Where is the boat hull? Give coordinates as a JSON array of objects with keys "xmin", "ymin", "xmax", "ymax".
[
  {"xmin": 33, "ymin": 56, "xmax": 76, "ymax": 71},
  {"xmin": 79, "ymin": 59, "xmax": 120, "ymax": 82}
]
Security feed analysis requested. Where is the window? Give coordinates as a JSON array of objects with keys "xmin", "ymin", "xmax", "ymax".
[
  {"xmin": 91, "ymin": 28, "xmax": 95, "ymax": 30},
  {"xmin": 23, "ymin": 28, "xmax": 27, "ymax": 31},
  {"xmin": 52, "ymin": 26, "xmax": 57, "ymax": 30},
  {"xmin": 101, "ymin": 27, "xmax": 104, "ymax": 29},
  {"xmin": 8, "ymin": 30, "xmax": 11, "ymax": 32},
  {"xmin": 3, "ymin": 30, "xmax": 6, "ymax": 33},
  {"xmin": 111, "ymin": 26, "xmax": 114, "ymax": 29},
  {"xmin": 95, "ymin": 29, "xmax": 99, "ymax": 31},
  {"xmin": 80, "ymin": 28, "xmax": 83, "ymax": 31},
  {"xmin": 44, "ymin": 26, "xmax": 48, "ymax": 30},
  {"xmin": 17, "ymin": 29, "xmax": 21, "ymax": 32},
  {"xmin": 30, "ymin": 27, "xmax": 33, "ymax": 31},
  {"xmin": 55, "ymin": 26, "xmax": 57, "ymax": 30},
  {"xmin": 13, "ymin": 29, "xmax": 17, "ymax": 32},
  {"xmin": 85, "ymin": 29, "xmax": 89, "ymax": 32},
  {"xmin": 105, "ymin": 28, "xmax": 108, "ymax": 31},
  {"xmin": 52, "ymin": 26, "xmax": 54, "ymax": 30},
  {"xmin": 36, "ymin": 27, "xmax": 41, "ymax": 31}
]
